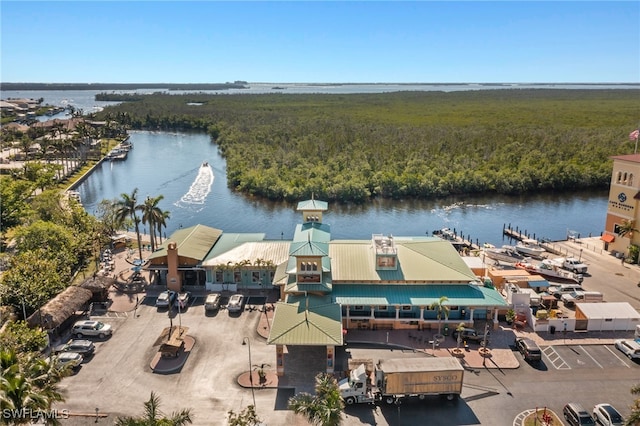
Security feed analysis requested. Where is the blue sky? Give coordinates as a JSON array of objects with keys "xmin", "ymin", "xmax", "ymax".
[{"xmin": 1, "ymin": 1, "xmax": 638, "ymax": 83}]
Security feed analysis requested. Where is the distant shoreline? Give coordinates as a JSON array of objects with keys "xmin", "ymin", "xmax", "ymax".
[
  {"xmin": 1, "ymin": 82, "xmax": 638, "ymax": 91},
  {"xmin": 0, "ymin": 82, "xmax": 249, "ymax": 91}
]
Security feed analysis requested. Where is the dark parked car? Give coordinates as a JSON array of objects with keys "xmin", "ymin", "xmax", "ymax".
[
  {"xmin": 452, "ymin": 327, "xmax": 489, "ymax": 344},
  {"xmin": 563, "ymin": 403, "xmax": 596, "ymax": 426},
  {"xmin": 56, "ymin": 339, "xmax": 95, "ymax": 356},
  {"xmin": 515, "ymin": 337, "xmax": 542, "ymax": 362}
]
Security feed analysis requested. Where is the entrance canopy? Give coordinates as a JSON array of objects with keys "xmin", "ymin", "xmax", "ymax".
[{"xmin": 267, "ymin": 295, "xmax": 343, "ymax": 346}]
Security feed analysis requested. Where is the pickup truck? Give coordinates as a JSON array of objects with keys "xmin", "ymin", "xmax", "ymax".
[
  {"xmin": 560, "ymin": 257, "xmax": 588, "ymax": 274},
  {"xmin": 547, "ymin": 257, "xmax": 588, "ymax": 274}
]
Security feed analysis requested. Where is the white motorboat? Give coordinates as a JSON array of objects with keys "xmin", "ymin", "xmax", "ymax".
[
  {"xmin": 515, "ymin": 260, "xmax": 583, "ymax": 283},
  {"xmin": 483, "ymin": 245, "xmax": 526, "ymax": 263},
  {"xmin": 515, "ymin": 238, "xmax": 546, "ymax": 258}
]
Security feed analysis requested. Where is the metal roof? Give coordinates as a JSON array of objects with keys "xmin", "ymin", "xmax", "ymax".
[
  {"xmin": 332, "ymin": 283, "xmax": 507, "ymax": 307},
  {"xmin": 289, "ymin": 240, "xmax": 329, "ymax": 257},
  {"xmin": 293, "ymin": 222, "xmax": 331, "ymax": 243},
  {"xmin": 296, "ymin": 199, "xmax": 329, "ymax": 211},
  {"xmin": 285, "ymin": 281, "xmax": 333, "ymax": 294},
  {"xmin": 201, "ymin": 241, "xmax": 291, "ymax": 267},
  {"xmin": 576, "ymin": 302, "xmax": 640, "ymax": 319},
  {"xmin": 148, "ymin": 224, "xmax": 222, "ymax": 262},
  {"xmin": 329, "ymin": 238, "xmax": 478, "ymax": 283},
  {"xmin": 267, "ymin": 297, "xmax": 343, "ymax": 346},
  {"xmin": 203, "ymin": 233, "xmax": 267, "ymax": 261}
]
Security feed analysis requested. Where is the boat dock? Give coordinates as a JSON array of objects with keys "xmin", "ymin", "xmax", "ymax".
[{"xmin": 433, "ymin": 228, "xmax": 481, "ymax": 251}]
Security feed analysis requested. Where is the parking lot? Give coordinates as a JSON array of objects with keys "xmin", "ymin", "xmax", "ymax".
[
  {"xmin": 56, "ymin": 294, "xmax": 305, "ymax": 426},
  {"xmin": 541, "ymin": 343, "xmax": 637, "ymax": 370}
]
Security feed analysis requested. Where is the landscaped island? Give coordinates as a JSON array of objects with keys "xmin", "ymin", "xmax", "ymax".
[{"xmin": 94, "ymin": 89, "xmax": 639, "ymax": 202}]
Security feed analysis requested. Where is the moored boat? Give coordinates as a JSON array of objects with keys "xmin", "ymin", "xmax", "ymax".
[
  {"xmin": 484, "ymin": 245, "xmax": 526, "ymax": 263},
  {"xmin": 515, "ymin": 238, "xmax": 546, "ymax": 258},
  {"xmin": 107, "ymin": 147, "xmax": 128, "ymax": 161}
]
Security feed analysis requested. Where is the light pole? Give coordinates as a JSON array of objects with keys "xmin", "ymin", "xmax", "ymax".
[
  {"xmin": 242, "ymin": 337, "xmax": 256, "ymax": 410},
  {"xmin": 482, "ymin": 322, "xmax": 490, "ymax": 367}
]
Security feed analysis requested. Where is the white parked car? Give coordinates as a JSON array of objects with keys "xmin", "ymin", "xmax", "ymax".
[
  {"xmin": 156, "ymin": 290, "xmax": 177, "ymax": 308},
  {"xmin": 175, "ymin": 292, "xmax": 192, "ymax": 310},
  {"xmin": 227, "ymin": 294, "xmax": 245, "ymax": 313},
  {"xmin": 50, "ymin": 352, "xmax": 83, "ymax": 371},
  {"xmin": 592, "ymin": 403, "xmax": 623, "ymax": 426},
  {"xmin": 72, "ymin": 320, "xmax": 112, "ymax": 339},
  {"xmin": 614, "ymin": 339, "xmax": 640, "ymax": 360}
]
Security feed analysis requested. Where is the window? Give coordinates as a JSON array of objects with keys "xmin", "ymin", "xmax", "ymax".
[
  {"xmin": 312, "ymin": 262, "xmax": 318, "ymax": 271},
  {"xmin": 234, "ymin": 271, "xmax": 241, "ymax": 283},
  {"xmin": 354, "ymin": 305, "xmax": 364, "ymax": 311},
  {"xmin": 377, "ymin": 306, "xmax": 387, "ymax": 311},
  {"xmin": 449, "ymin": 306, "xmax": 459, "ymax": 311},
  {"xmin": 402, "ymin": 305, "xmax": 412, "ymax": 311},
  {"xmin": 377, "ymin": 256, "xmax": 396, "ymax": 267},
  {"xmin": 252, "ymin": 271, "xmax": 260, "ymax": 282},
  {"xmin": 215, "ymin": 270, "xmax": 223, "ymax": 283},
  {"xmin": 617, "ymin": 171, "xmax": 622, "ymax": 183},
  {"xmin": 630, "ymin": 174, "xmax": 634, "ymax": 186}
]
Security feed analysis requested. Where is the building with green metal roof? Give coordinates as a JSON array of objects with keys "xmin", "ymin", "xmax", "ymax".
[{"xmin": 148, "ymin": 199, "xmax": 508, "ymax": 376}]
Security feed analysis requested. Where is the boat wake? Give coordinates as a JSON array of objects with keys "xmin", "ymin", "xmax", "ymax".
[{"xmin": 175, "ymin": 164, "xmax": 214, "ymax": 211}]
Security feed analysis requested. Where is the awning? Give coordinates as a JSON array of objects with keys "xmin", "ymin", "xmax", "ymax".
[{"xmin": 601, "ymin": 234, "xmax": 615, "ymax": 243}]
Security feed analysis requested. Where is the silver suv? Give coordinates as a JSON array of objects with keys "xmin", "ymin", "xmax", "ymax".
[{"xmin": 72, "ymin": 320, "xmax": 112, "ymax": 339}]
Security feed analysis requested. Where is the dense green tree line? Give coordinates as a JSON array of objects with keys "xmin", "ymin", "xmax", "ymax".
[{"xmin": 95, "ymin": 89, "xmax": 640, "ymax": 202}]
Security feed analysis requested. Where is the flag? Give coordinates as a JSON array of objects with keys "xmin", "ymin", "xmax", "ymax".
[{"xmin": 630, "ymin": 129, "xmax": 640, "ymax": 141}]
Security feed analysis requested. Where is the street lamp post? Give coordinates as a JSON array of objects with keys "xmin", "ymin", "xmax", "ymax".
[
  {"xmin": 482, "ymin": 322, "xmax": 490, "ymax": 367},
  {"xmin": 242, "ymin": 337, "xmax": 256, "ymax": 410}
]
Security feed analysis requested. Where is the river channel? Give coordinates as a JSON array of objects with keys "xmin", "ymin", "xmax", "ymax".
[{"xmin": 74, "ymin": 131, "xmax": 608, "ymax": 246}]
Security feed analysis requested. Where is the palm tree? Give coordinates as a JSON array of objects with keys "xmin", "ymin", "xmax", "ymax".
[
  {"xmin": 227, "ymin": 405, "xmax": 261, "ymax": 426},
  {"xmin": 114, "ymin": 391, "xmax": 192, "ymax": 426},
  {"xmin": 288, "ymin": 373, "xmax": 344, "ymax": 426},
  {"xmin": 156, "ymin": 209, "xmax": 171, "ymax": 245},
  {"xmin": 141, "ymin": 195, "xmax": 165, "ymax": 252},
  {"xmin": 455, "ymin": 322, "xmax": 466, "ymax": 350},
  {"xmin": 430, "ymin": 296, "xmax": 450, "ymax": 335},
  {"xmin": 0, "ymin": 349, "xmax": 66, "ymax": 424},
  {"xmin": 626, "ymin": 384, "xmax": 640, "ymax": 426},
  {"xmin": 114, "ymin": 188, "xmax": 144, "ymax": 261},
  {"xmin": 619, "ymin": 219, "xmax": 638, "ymax": 239}
]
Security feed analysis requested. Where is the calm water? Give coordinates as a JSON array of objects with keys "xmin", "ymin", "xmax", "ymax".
[{"xmin": 75, "ymin": 131, "xmax": 608, "ymax": 245}]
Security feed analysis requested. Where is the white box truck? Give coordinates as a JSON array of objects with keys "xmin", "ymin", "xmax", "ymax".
[{"xmin": 339, "ymin": 357, "xmax": 464, "ymax": 405}]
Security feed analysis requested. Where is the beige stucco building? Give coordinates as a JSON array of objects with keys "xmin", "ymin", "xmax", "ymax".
[{"xmin": 603, "ymin": 154, "xmax": 640, "ymax": 254}]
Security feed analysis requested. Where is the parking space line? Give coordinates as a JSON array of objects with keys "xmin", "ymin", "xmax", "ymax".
[
  {"xmin": 579, "ymin": 345, "xmax": 603, "ymax": 369},
  {"xmin": 542, "ymin": 346, "xmax": 571, "ymax": 370},
  {"xmin": 604, "ymin": 345, "xmax": 631, "ymax": 368}
]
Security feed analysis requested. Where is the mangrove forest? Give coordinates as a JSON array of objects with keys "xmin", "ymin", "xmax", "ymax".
[{"xmin": 94, "ymin": 89, "xmax": 640, "ymax": 203}]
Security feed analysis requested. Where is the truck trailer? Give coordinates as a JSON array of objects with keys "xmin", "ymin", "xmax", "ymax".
[{"xmin": 339, "ymin": 357, "xmax": 464, "ymax": 405}]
